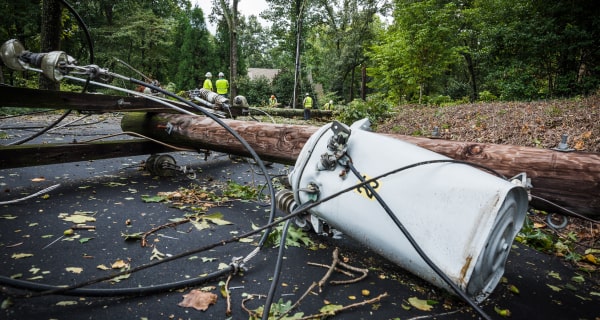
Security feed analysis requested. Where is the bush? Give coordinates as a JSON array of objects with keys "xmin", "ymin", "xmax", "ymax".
[
  {"xmin": 335, "ymin": 93, "xmax": 391, "ymax": 129},
  {"xmin": 236, "ymin": 75, "xmax": 273, "ymax": 106}
]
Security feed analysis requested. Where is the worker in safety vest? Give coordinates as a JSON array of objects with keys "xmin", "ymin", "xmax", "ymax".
[
  {"xmin": 302, "ymin": 93, "xmax": 313, "ymax": 120},
  {"xmin": 215, "ymin": 72, "xmax": 229, "ymax": 97},
  {"xmin": 269, "ymin": 95, "xmax": 277, "ymax": 107},
  {"xmin": 203, "ymin": 72, "xmax": 213, "ymax": 91},
  {"xmin": 323, "ymin": 100, "xmax": 333, "ymax": 110}
]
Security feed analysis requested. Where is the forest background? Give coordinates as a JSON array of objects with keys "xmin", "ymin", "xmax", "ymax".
[{"xmin": 1, "ymin": 0, "xmax": 599, "ymax": 109}]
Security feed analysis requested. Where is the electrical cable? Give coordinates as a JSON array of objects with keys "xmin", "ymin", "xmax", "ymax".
[
  {"xmin": 1, "ymin": 268, "xmax": 232, "ymax": 297},
  {"xmin": 262, "ymin": 219, "xmax": 293, "ymax": 320},
  {"xmin": 344, "ymin": 158, "xmax": 492, "ymax": 320},
  {"xmin": 531, "ymin": 195, "xmax": 599, "ymax": 224},
  {"xmin": 6, "ymin": 110, "xmax": 73, "ymax": 145}
]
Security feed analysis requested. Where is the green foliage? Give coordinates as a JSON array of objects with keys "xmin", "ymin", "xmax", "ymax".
[
  {"xmin": 478, "ymin": 90, "xmax": 498, "ymax": 102},
  {"xmin": 222, "ymin": 180, "xmax": 260, "ymax": 200},
  {"xmin": 236, "ymin": 75, "xmax": 273, "ymax": 106},
  {"xmin": 258, "ymin": 220, "xmax": 315, "ymax": 249},
  {"xmin": 335, "ymin": 93, "xmax": 391, "ymax": 128},
  {"xmin": 249, "ymin": 298, "xmax": 304, "ymax": 320}
]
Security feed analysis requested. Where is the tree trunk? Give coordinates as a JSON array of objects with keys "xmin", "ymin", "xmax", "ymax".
[
  {"xmin": 40, "ymin": 0, "xmax": 61, "ymax": 91},
  {"xmin": 230, "ymin": 0, "xmax": 238, "ymax": 98},
  {"xmin": 121, "ymin": 113, "xmax": 600, "ymax": 217}
]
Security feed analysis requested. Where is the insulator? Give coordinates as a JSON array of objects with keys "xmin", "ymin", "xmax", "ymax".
[{"xmin": 275, "ymin": 189, "xmax": 297, "ymax": 214}]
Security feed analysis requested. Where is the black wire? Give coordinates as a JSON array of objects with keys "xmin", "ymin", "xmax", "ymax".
[
  {"xmin": 1, "ymin": 268, "xmax": 231, "ymax": 297},
  {"xmin": 262, "ymin": 219, "xmax": 293, "ymax": 320},
  {"xmin": 6, "ymin": 110, "xmax": 72, "ymax": 145},
  {"xmin": 345, "ymin": 159, "xmax": 492, "ymax": 320}
]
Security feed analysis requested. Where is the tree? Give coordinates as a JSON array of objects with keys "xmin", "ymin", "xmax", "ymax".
[
  {"xmin": 367, "ymin": 0, "xmax": 463, "ymax": 103},
  {"xmin": 172, "ymin": 5, "xmax": 216, "ymax": 90}
]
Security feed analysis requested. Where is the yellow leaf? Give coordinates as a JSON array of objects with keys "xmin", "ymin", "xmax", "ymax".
[
  {"xmin": 97, "ymin": 264, "xmax": 110, "ymax": 270},
  {"xmin": 583, "ymin": 254, "xmax": 598, "ymax": 265},
  {"xmin": 348, "ymin": 295, "xmax": 356, "ymax": 300},
  {"xmin": 11, "ymin": 253, "xmax": 33, "ymax": 259},
  {"xmin": 408, "ymin": 297, "xmax": 433, "ymax": 311},
  {"xmin": 56, "ymin": 301, "xmax": 78, "ymax": 306},
  {"xmin": 66, "ymin": 267, "xmax": 83, "ymax": 274},
  {"xmin": 63, "ymin": 214, "xmax": 96, "ymax": 224},
  {"xmin": 31, "ymin": 177, "xmax": 46, "ymax": 182},
  {"xmin": 111, "ymin": 259, "xmax": 128, "ymax": 269},
  {"xmin": 361, "ymin": 289, "xmax": 371, "ymax": 296},
  {"xmin": 494, "ymin": 306, "xmax": 511, "ymax": 317}
]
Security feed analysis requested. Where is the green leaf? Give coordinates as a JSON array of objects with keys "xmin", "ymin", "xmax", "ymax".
[
  {"xmin": 79, "ymin": 237, "xmax": 93, "ymax": 244},
  {"xmin": 319, "ymin": 304, "xmax": 343, "ymax": 315},
  {"xmin": 408, "ymin": 297, "xmax": 433, "ymax": 311},
  {"xmin": 547, "ymin": 284, "xmax": 562, "ymax": 292},
  {"xmin": 204, "ymin": 212, "xmax": 232, "ymax": 225},
  {"xmin": 141, "ymin": 195, "xmax": 168, "ymax": 203}
]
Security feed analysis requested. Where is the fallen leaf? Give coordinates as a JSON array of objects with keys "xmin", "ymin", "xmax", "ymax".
[
  {"xmin": 111, "ymin": 259, "xmax": 129, "ymax": 269},
  {"xmin": 583, "ymin": 254, "xmax": 598, "ymax": 264},
  {"xmin": 320, "ymin": 304, "xmax": 343, "ymax": 315},
  {"xmin": 31, "ymin": 177, "xmax": 45, "ymax": 182},
  {"xmin": 66, "ymin": 267, "xmax": 83, "ymax": 274},
  {"xmin": 178, "ymin": 289, "xmax": 217, "ymax": 311},
  {"xmin": 11, "ymin": 253, "xmax": 33, "ymax": 259},
  {"xmin": 56, "ymin": 301, "xmax": 78, "ymax": 306},
  {"xmin": 548, "ymin": 271, "xmax": 562, "ymax": 280},
  {"xmin": 494, "ymin": 306, "xmax": 511, "ymax": 317},
  {"xmin": 62, "ymin": 214, "xmax": 96, "ymax": 224},
  {"xmin": 201, "ymin": 257, "xmax": 217, "ymax": 263},
  {"xmin": 408, "ymin": 297, "xmax": 433, "ymax": 311},
  {"xmin": 547, "ymin": 284, "xmax": 562, "ymax": 292},
  {"xmin": 79, "ymin": 237, "xmax": 93, "ymax": 244},
  {"xmin": 150, "ymin": 247, "xmax": 165, "ymax": 261},
  {"xmin": 97, "ymin": 264, "xmax": 110, "ymax": 270}
]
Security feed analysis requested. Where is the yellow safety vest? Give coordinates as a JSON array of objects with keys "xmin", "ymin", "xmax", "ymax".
[
  {"xmin": 303, "ymin": 96, "xmax": 313, "ymax": 109},
  {"xmin": 203, "ymin": 79, "xmax": 213, "ymax": 91},
  {"xmin": 216, "ymin": 79, "xmax": 229, "ymax": 95}
]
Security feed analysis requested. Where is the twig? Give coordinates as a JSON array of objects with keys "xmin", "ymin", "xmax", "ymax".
[
  {"xmin": 241, "ymin": 294, "xmax": 266, "ymax": 318},
  {"xmin": 141, "ymin": 218, "xmax": 190, "ymax": 247},
  {"xmin": 306, "ymin": 262, "xmax": 355, "ymax": 278},
  {"xmin": 276, "ymin": 248, "xmax": 341, "ymax": 320},
  {"xmin": 318, "ymin": 247, "xmax": 340, "ymax": 290},
  {"xmin": 225, "ymin": 274, "xmax": 233, "ymax": 317},
  {"xmin": 331, "ymin": 261, "xmax": 368, "ymax": 285}
]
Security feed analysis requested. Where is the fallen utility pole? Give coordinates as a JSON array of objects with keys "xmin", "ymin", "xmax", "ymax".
[{"xmin": 121, "ymin": 112, "xmax": 600, "ymax": 217}]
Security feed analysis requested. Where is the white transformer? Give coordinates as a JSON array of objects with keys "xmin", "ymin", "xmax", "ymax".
[{"xmin": 287, "ymin": 119, "xmax": 529, "ymax": 302}]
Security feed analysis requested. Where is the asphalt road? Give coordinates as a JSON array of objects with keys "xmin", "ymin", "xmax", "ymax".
[{"xmin": 1, "ymin": 113, "xmax": 599, "ymax": 320}]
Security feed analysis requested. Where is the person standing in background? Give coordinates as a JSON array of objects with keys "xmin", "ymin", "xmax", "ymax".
[
  {"xmin": 203, "ymin": 72, "xmax": 213, "ymax": 91},
  {"xmin": 215, "ymin": 72, "xmax": 229, "ymax": 97},
  {"xmin": 303, "ymin": 93, "xmax": 313, "ymax": 120}
]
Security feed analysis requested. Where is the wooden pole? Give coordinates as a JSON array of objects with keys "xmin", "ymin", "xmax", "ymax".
[{"xmin": 121, "ymin": 113, "xmax": 600, "ymax": 217}]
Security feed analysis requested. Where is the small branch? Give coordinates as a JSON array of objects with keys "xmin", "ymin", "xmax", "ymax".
[
  {"xmin": 306, "ymin": 262, "xmax": 355, "ymax": 278},
  {"xmin": 225, "ymin": 274, "xmax": 233, "ymax": 316},
  {"xmin": 140, "ymin": 218, "xmax": 190, "ymax": 247}
]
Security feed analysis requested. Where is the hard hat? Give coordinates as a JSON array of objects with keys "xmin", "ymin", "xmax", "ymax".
[
  {"xmin": 218, "ymin": 72, "xmax": 224, "ymax": 77},
  {"xmin": 205, "ymin": 72, "xmax": 212, "ymax": 78},
  {"xmin": 329, "ymin": 100, "xmax": 333, "ymax": 104},
  {"xmin": 305, "ymin": 93, "xmax": 309, "ymax": 96}
]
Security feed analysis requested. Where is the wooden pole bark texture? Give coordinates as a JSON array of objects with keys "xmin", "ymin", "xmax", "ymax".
[{"xmin": 121, "ymin": 113, "xmax": 600, "ymax": 217}]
